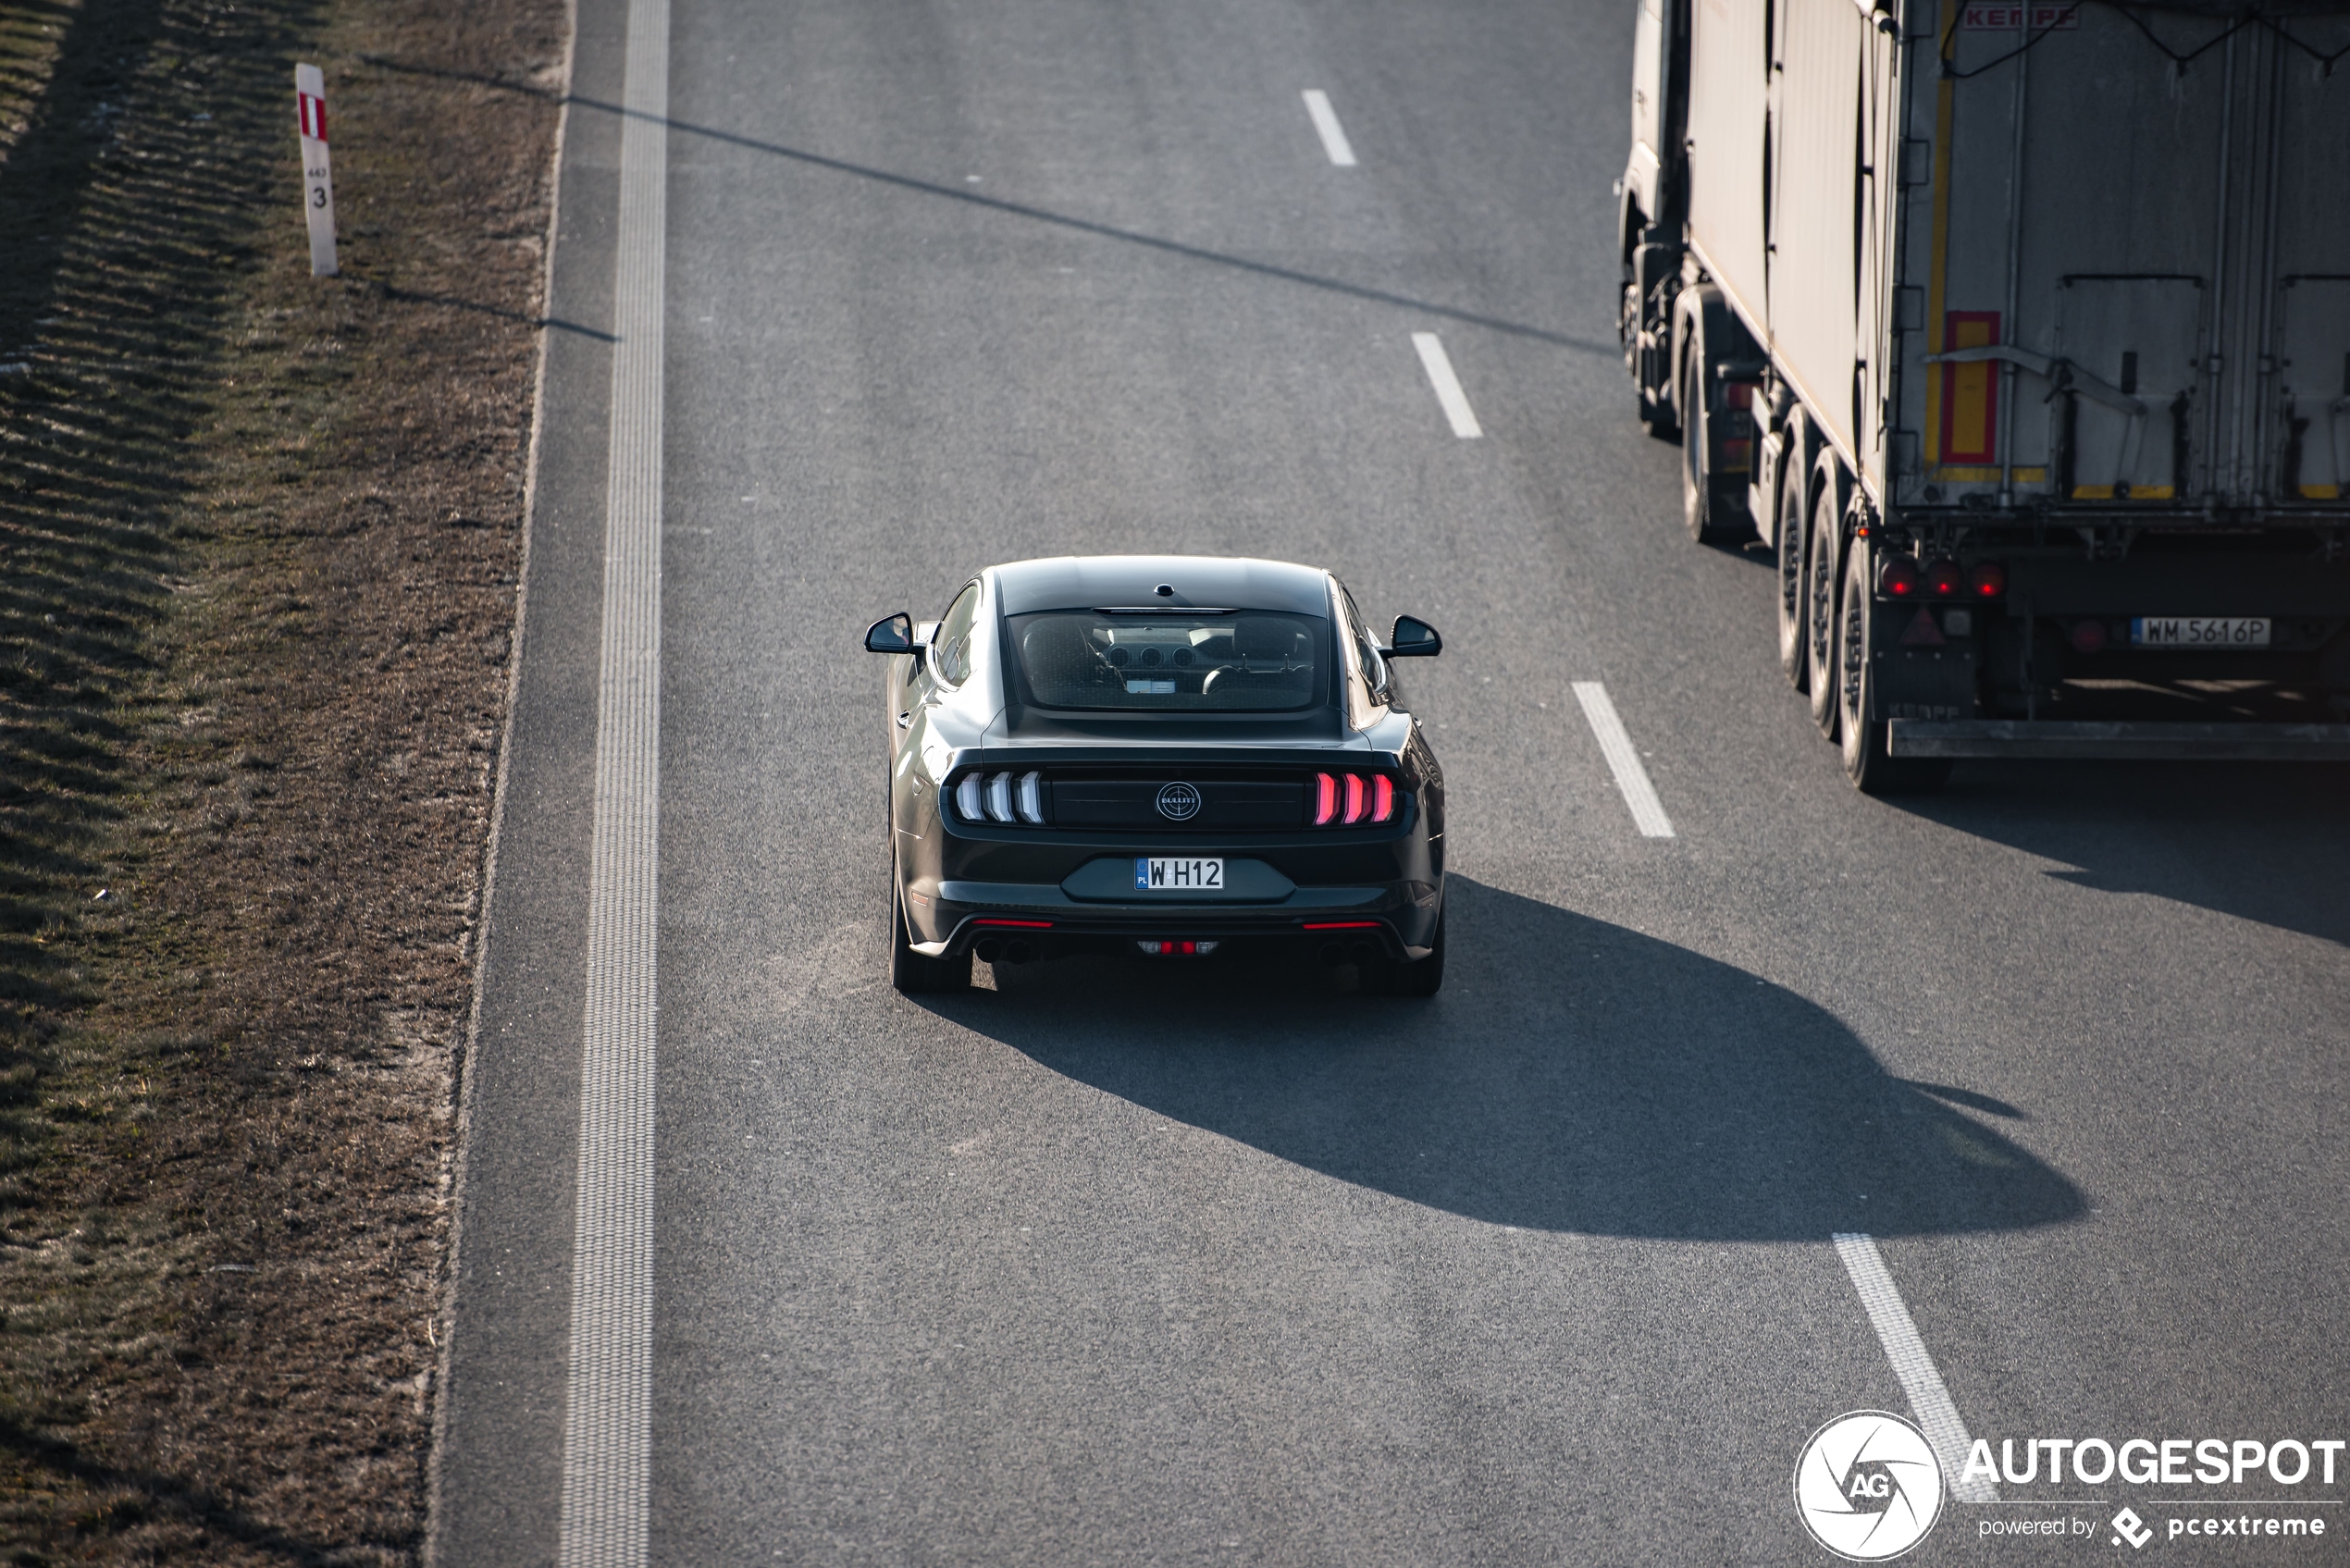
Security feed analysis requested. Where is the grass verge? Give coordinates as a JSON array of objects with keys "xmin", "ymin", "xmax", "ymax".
[{"xmin": 0, "ymin": 0, "xmax": 563, "ymax": 1558}]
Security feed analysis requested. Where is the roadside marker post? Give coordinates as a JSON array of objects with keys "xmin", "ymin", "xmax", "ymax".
[{"xmin": 295, "ymin": 63, "xmax": 338, "ymax": 277}]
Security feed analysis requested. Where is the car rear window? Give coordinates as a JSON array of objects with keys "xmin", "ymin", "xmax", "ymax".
[{"xmin": 1008, "ymin": 611, "xmax": 1326, "ymax": 711}]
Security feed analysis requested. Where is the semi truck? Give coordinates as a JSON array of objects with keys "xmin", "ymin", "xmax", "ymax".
[{"xmin": 1617, "ymin": 0, "xmax": 2350, "ymax": 789}]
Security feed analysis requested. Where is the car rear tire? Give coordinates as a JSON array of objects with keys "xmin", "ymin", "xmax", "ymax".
[
  {"xmin": 1837, "ymin": 544, "xmax": 1955, "ymax": 796},
  {"xmin": 1375, "ymin": 911, "xmax": 1445, "ymax": 997},
  {"xmin": 889, "ymin": 850, "xmax": 968, "ymax": 994}
]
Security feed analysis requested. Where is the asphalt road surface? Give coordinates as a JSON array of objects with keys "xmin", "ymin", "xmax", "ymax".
[{"xmin": 429, "ymin": 0, "xmax": 2350, "ymax": 1562}]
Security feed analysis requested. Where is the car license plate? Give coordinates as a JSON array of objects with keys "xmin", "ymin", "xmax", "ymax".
[
  {"xmin": 2131, "ymin": 616, "xmax": 2270, "ymax": 648},
  {"xmin": 1135, "ymin": 857, "xmax": 1223, "ymax": 892}
]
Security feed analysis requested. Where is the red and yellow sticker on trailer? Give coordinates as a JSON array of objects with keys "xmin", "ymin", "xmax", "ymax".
[{"xmin": 1939, "ymin": 313, "xmax": 1999, "ymax": 466}]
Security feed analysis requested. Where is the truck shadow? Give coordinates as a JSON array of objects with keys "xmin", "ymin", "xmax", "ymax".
[
  {"xmin": 927, "ymin": 877, "xmax": 2084, "ymax": 1241},
  {"xmin": 1894, "ymin": 761, "xmax": 2350, "ymax": 949}
]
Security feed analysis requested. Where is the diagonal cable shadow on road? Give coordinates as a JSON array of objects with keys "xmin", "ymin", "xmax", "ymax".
[{"xmin": 358, "ymin": 56, "xmax": 1614, "ymax": 355}]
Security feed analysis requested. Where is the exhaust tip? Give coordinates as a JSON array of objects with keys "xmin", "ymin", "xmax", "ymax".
[
  {"xmin": 1348, "ymin": 941, "xmax": 1376, "ymax": 965},
  {"xmin": 973, "ymin": 938, "xmax": 1003, "ymax": 964},
  {"xmin": 1317, "ymin": 942, "xmax": 1344, "ymax": 966},
  {"xmin": 1002, "ymin": 939, "xmax": 1035, "ymax": 965}
]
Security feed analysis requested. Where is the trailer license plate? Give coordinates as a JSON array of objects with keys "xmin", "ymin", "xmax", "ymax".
[
  {"xmin": 1135, "ymin": 858, "xmax": 1222, "ymax": 891},
  {"xmin": 2131, "ymin": 617, "xmax": 2270, "ymax": 648}
]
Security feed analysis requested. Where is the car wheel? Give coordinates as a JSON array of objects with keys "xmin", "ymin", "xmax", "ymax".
[
  {"xmin": 1837, "ymin": 545, "xmax": 1955, "ymax": 796},
  {"xmin": 1776, "ymin": 467, "xmax": 1809, "ymax": 691},
  {"xmin": 1376, "ymin": 911, "xmax": 1445, "ymax": 998},
  {"xmin": 1805, "ymin": 487, "xmax": 1842, "ymax": 737},
  {"xmin": 889, "ymin": 849, "xmax": 968, "ymax": 994}
]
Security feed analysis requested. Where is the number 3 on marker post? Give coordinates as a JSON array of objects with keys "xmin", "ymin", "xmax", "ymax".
[{"xmin": 294, "ymin": 63, "xmax": 338, "ymax": 277}]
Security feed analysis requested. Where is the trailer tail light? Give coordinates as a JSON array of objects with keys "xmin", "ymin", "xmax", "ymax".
[
  {"xmin": 1314, "ymin": 772, "xmax": 1338, "ymax": 825},
  {"xmin": 1879, "ymin": 556, "xmax": 1922, "ymax": 598},
  {"xmin": 1724, "ymin": 380, "xmax": 1757, "ymax": 411},
  {"xmin": 1923, "ymin": 559, "xmax": 1964, "ymax": 598},
  {"xmin": 1968, "ymin": 561, "xmax": 2008, "ymax": 599},
  {"xmin": 2070, "ymin": 619, "xmax": 2109, "ymax": 655}
]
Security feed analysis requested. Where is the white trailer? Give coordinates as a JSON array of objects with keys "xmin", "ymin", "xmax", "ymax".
[{"xmin": 1620, "ymin": 0, "xmax": 2350, "ymax": 788}]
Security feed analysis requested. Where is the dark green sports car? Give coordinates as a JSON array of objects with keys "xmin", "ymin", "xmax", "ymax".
[{"xmin": 865, "ymin": 555, "xmax": 1448, "ymax": 996}]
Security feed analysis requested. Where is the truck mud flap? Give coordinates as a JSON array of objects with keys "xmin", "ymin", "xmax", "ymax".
[{"xmin": 1886, "ymin": 721, "xmax": 2350, "ymax": 760}]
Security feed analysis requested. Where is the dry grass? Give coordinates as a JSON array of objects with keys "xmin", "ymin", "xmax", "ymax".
[{"xmin": 0, "ymin": 0, "xmax": 563, "ymax": 1558}]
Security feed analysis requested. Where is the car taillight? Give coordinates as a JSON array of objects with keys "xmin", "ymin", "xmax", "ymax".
[
  {"xmin": 1968, "ymin": 561, "xmax": 2007, "ymax": 599},
  {"xmin": 953, "ymin": 771, "xmax": 1047, "ymax": 825},
  {"xmin": 1923, "ymin": 558, "xmax": 1964, "ymax": 598},
  {"xmin": 1311, "ymin": 772, "xmax": 1397, "ymax": 827},
  {"xmin": 1879, "ymin": 556, "xmax": 1921, "ymax": 598}
]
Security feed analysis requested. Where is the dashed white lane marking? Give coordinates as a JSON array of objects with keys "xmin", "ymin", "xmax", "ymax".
[
  {"xmin": 1569, "ymin": 682, "xmax": 1674, "ymax": 837},
  {"xmin": 1301, "ymin": 89, "xmax": 1357, "ymax": 167},
  {"xmin": 556, "ymin": 0, "xmax": 665, "ymax": 1557},
  {"xmin": 1834, "ymin": 1233, "xmax": 2000, "ymax": 1503},
  {"xmin": 1411, "ymin": 331, "xmax": 1483, "ymax": 439}
]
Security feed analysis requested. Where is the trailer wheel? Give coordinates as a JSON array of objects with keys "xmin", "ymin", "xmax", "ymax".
[
  {"xmin": 1679, "ymin": 346, "xmax": 1744, "ymax": 543},
  {"xmin": 1776, "ymin": 467, "xmax": 1809, "ymax": 691},
  {"xmin": 1804, "ymin": 486, "xmax": 1843, "ymax": 736},
  {"xmin": 1837, "ymin": 545, "xmax": 1954, "ymax": 796}
]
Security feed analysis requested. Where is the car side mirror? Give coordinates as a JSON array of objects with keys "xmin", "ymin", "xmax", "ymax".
[
  {"xmin": 1388, "ymin": 615, "xmax": 1442, "ymax": 657},
  {"xmin": 864, "ymin": 612, "xmax": 915, "ymax": 653}
]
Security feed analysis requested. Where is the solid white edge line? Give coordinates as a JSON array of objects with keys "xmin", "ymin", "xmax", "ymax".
[
  {"xmin": 1410, "ymin": 331, "xmax": 1483, "ymax": 439},
  {"xmin": 555, "ymin": 0, "xmax": 665, "ymax": 1560},
  {"xmin": 1300, "ymin": 89, "xmax": 1357, "ymax": 167},
  {"xmin": 1834, "ymin": 1233, "xmax": 2000, "ymax": 1504},
  {"xmin": 1569, "ymin": 682, "xmax": 1674, "ymax": 837}
]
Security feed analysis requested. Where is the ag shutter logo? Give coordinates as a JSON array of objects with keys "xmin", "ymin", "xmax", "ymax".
[
  {"xmin": 1795, "ymin": 1412, "xmax": 1946, "ymax": 1561},
  {"xmin": 1155, "ymin": 781, "xmax": 1202, "ymax": 821}
]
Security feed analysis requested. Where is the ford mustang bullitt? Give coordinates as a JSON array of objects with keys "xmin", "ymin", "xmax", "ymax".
[{"xmin": 864, "ymin": 555, "xmax": 1448, "ymax": 995}]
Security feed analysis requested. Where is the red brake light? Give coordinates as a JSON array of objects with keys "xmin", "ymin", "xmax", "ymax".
[
  {"xmin": 1879, "ymin": 556, "xmax": 1921, "ymax": 598},
  {"xmin": 972, "ymin": 918, "xmax": 1053, "ymax": 929},
  {"xmin": 1372, "ymin": 775, "xmax": 1395, "ymax": 822},
  {"xmin": 1342, "ymin": 773, "xmax": 1366, "ymax": 824},
  {"xmin": 1968, "ymin": 561, "xmax": 2007, "ymax": 599},
  {"xmin": 1725, "ymin": 381, "xmax": 1756, "ymax": 411},
  {"xmin": 1313, "ymin": 772, "xmax": 1337, "ymax": 825},
  {"xmin": 1923, "ymin": 558, "xmax": 1964, "ymax": 598}
]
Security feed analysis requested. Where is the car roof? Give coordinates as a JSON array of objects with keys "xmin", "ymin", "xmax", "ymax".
[{"xmin": 990, "ymin": 555, "xmax": 1332, "ymax": 617}]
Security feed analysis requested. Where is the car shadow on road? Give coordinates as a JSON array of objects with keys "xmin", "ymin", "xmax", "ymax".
[
  {"xmin": 922, "ymin": 876, "xmax": 2084, "ymax": 1241},
  {"xmin": 1893, "ymin": 761, "xmax": 2350, "ymax": 949}
]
